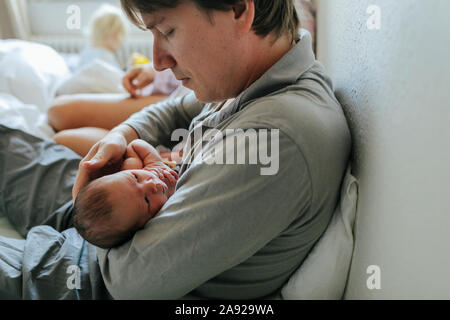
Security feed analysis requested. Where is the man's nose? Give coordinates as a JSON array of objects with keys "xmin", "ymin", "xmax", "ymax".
[{"xmin": 152, "ymin": 38, "xmax": 176, "ymax": 72}]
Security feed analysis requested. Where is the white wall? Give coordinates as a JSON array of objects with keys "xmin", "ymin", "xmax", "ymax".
[
  {"xmin": 25, "ymin": 0, "xmax": 154, "ymax": 65},
  {"xmin": 316, "ymin": 0, "xmax": 450, "ymax": 299},
  {"xmin": 27, "ymin": 0, "xmax": 148, "ymax": 36}
]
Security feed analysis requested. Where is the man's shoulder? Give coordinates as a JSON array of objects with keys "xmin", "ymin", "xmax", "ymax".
[
  {"xmin": 227, "ymin": 76, "xmax": 351, "ymax": 180},
  {"xmin": 235, "ymin": 63, "xmax": 342, "ymax": 125},
  {"xmin": 231, "ymin": 84, "xmax": 348, "ymax": 144}
]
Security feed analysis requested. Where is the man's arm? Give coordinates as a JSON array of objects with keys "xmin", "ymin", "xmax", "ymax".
[
  {"xmin": 122, "ymin": 91, "xmax": 204, "ymax": 147},
  {"xmin": 96, "ymin": 131, "xmax": 316, "ymax": 299},
  {"xmin": 73, "ymin": 93, "xmax": 200, "ymax": 199},
  {"xmin": 111, "ymin": 124, "xmax": 140, "ymax": 144}
]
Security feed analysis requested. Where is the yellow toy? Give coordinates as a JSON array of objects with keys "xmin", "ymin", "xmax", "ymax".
[{"xmin": 129, "ymin": 52, "xmax": 151, "ymax": 66}]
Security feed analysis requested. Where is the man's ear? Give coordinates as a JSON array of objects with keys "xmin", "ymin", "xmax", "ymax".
[
  {"xmin": 232, "ymin": 1, "xmax": 246, "ymax": 19},
  {"xmin": 231, "ymin": 0, "xmax": 254, "ymax": 33}
]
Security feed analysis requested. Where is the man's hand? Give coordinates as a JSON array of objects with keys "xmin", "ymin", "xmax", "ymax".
[
  {"xmin": 72, "ymin": 126, "xmax": 137, "ymax": 200},
  {"xmin": 122, "ymin": 66, "xmax": 156, "ymax": 98}
]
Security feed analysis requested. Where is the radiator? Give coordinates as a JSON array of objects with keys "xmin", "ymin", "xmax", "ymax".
[{"xmin": 30, "ymin": 35, "xmax": 153, "ymax": 69}]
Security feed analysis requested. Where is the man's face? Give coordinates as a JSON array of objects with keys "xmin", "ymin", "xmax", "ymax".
[
  {"xmin": 142, "ymin": 1, "xmax": 249, "ymax": 102},
  {"xmin": 97, "ymin": 169, "xmax": 170, "ymax": 231}
]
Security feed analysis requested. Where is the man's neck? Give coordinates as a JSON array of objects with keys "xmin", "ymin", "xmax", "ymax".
[{"xmin": 240, "ymin": 33, "xmax": 296, "ymax": 93}]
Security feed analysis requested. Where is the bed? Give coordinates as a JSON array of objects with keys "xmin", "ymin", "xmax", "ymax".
[{"xmin": 0, "ymin": 39, "xmax": 130, "ymax": 234}]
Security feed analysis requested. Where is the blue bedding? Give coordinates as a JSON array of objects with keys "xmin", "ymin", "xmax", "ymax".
[{"xmin": 0, "ymin": 125, "xmax": 109, "ymax": 299}]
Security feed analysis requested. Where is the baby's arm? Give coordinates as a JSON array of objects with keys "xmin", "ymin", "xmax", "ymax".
[
  {"xmin": 128, "ymin": 139, "xmax": 164, "ymax": 167},
  {"xmin": 121, "ymin": 139, "xmax": 163, "ymax": 171},
  {"xmin": 122, "ymin": 140, "xmax": 178, "ymax": 182},
  {"xmin": 121, "ymin": 143, "xmax": 144, "ymax": 171}
]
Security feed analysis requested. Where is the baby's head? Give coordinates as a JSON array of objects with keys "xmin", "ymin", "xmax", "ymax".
[
  {"xmin": 88, "ymin": 4, "xmax": 128, "ymax": 51},
  {"xmin": 73, "ymin": 169, "xmax": 171, "ymax": 248}
]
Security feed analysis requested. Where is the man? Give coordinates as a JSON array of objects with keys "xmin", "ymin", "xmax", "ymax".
[{"xmin": 0, "ymin": 0, "xmax": 350, "ymax": 299}]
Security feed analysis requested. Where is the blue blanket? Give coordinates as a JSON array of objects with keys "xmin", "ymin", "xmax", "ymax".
[{"xmin": 0, "ymin": 125, "xmax": 109, "ymax": 299}]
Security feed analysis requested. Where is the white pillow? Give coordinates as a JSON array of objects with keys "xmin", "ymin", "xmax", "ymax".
[
  {"xmin": 281, "ymin": 166, "xmax": 358, "ymax": 300},
  {"xmin": 0, "ymin": 40, "xmax": 70, "ymax": 112}
]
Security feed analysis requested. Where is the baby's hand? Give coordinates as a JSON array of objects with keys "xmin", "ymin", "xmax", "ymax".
[
  {"xmin": 128, "ymin": 139, "xmax": 163, "ymax": 167},
  {"xmin": 144, "ymin": 165, "xmax": 178, "ymax": 196},
  {"xmin": 121, "ymin": 157, "xmax": 144, "ymax": 171},
  {"xmin": 135, "ymin": 170, "xmax": 168, "ymax": 194},
  {"xmin": 124, "ymin": 139, "xmax": 178, "ymax": 195},
  {"xmin": 120, "ymin": 143, "xmax": 144, "ymax": 170},
  {"xmin": 146, "ymin": 165, "xmax": 178, "ymax": 182},
  {"xmin": 161, "ymin": 167, "xmax": 178, "ymax": 187}
]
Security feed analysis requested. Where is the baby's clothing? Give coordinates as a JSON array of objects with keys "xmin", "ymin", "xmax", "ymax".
[
  {"xmin": 140, "ymin": 67, "xmax": 182, "ymax": 97},
  {"xmin": 77, "ymin": 46, "xmax": 121, "ymax": 71}
]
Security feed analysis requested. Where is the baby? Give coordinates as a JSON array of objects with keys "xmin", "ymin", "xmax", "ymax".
[{"xmin": 73, "ymin": 139, "xmax": 178, "ymax": 249}]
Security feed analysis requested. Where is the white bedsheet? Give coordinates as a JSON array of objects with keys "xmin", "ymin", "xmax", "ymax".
[
  {"xmin": 0, "ymin": 40, "xmax": 128, "ymax": 140},
  {"xmin": 56, "ymin": 59, "xmax": 127, "ymax": 96},
  {"xmin": 0, "ymin": 93, "xmax": 55, "ymax": 139},
  {"xmin": 0, "ymin": 40, "xmax": 70, "ymax": 238},
  {"xmin": 0, "ymin": 40, "xmax": 70, "ymax": 112}
]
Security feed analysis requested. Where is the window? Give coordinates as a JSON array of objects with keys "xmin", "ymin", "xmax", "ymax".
[
  {"xmin": 25, "ymin": 0, "xmax": 147, "ymax": 37},
  {"xmin": 22, "ymin": 0, "xmax": 154, "ymax": 67}
]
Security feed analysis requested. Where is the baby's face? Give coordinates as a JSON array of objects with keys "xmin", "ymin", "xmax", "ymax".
[{"xmin": 97, "ymin": 169, "xmax": 171, "ymax": 231}]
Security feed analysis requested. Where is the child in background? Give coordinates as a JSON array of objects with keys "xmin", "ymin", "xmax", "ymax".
[
  {"xmin": 73, "ymin": 139, "xmax": 178, "ymax": 249},
  {"xmin": 48, "ymin": 4, "xmax": 189, "ymax": 155},
  {"xmin": 76, "ymin": 4, "xmax": 128, "ymax": 71}
]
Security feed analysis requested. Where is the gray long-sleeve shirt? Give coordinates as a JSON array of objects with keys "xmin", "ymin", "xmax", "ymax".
[{"xmin": 97, "ymin": 30, "xmax": 351, "ymax": 299}]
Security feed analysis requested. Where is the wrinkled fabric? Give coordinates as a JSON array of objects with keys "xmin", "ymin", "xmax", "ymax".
[
  {"xmin": 0, "ymin": 126, "xmax": 109, "ymax": 299},
  {"xmin": 0, "ymin": 28, "xmax": 351, "ymax": 300},
  {"xmin": 0, "ymin": 126, "xmax": 78, "ymax": 237},
  {"xmin": 0, "ymin": 237, "xmax": 24, "ymax": 299}
]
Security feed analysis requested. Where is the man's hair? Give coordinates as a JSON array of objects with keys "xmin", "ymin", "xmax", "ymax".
[
  {"xmin": 120, "ymin": 0, "xmax": 300, "ymax": 43},
  {"xmin": 73, "ymin": 180, "xmax": 135, "ymax": 249}
]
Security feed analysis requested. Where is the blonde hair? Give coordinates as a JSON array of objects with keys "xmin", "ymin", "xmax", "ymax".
[{"xmin": 88, "ymin": 4, "xmax": 128, "ymax": 49}]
